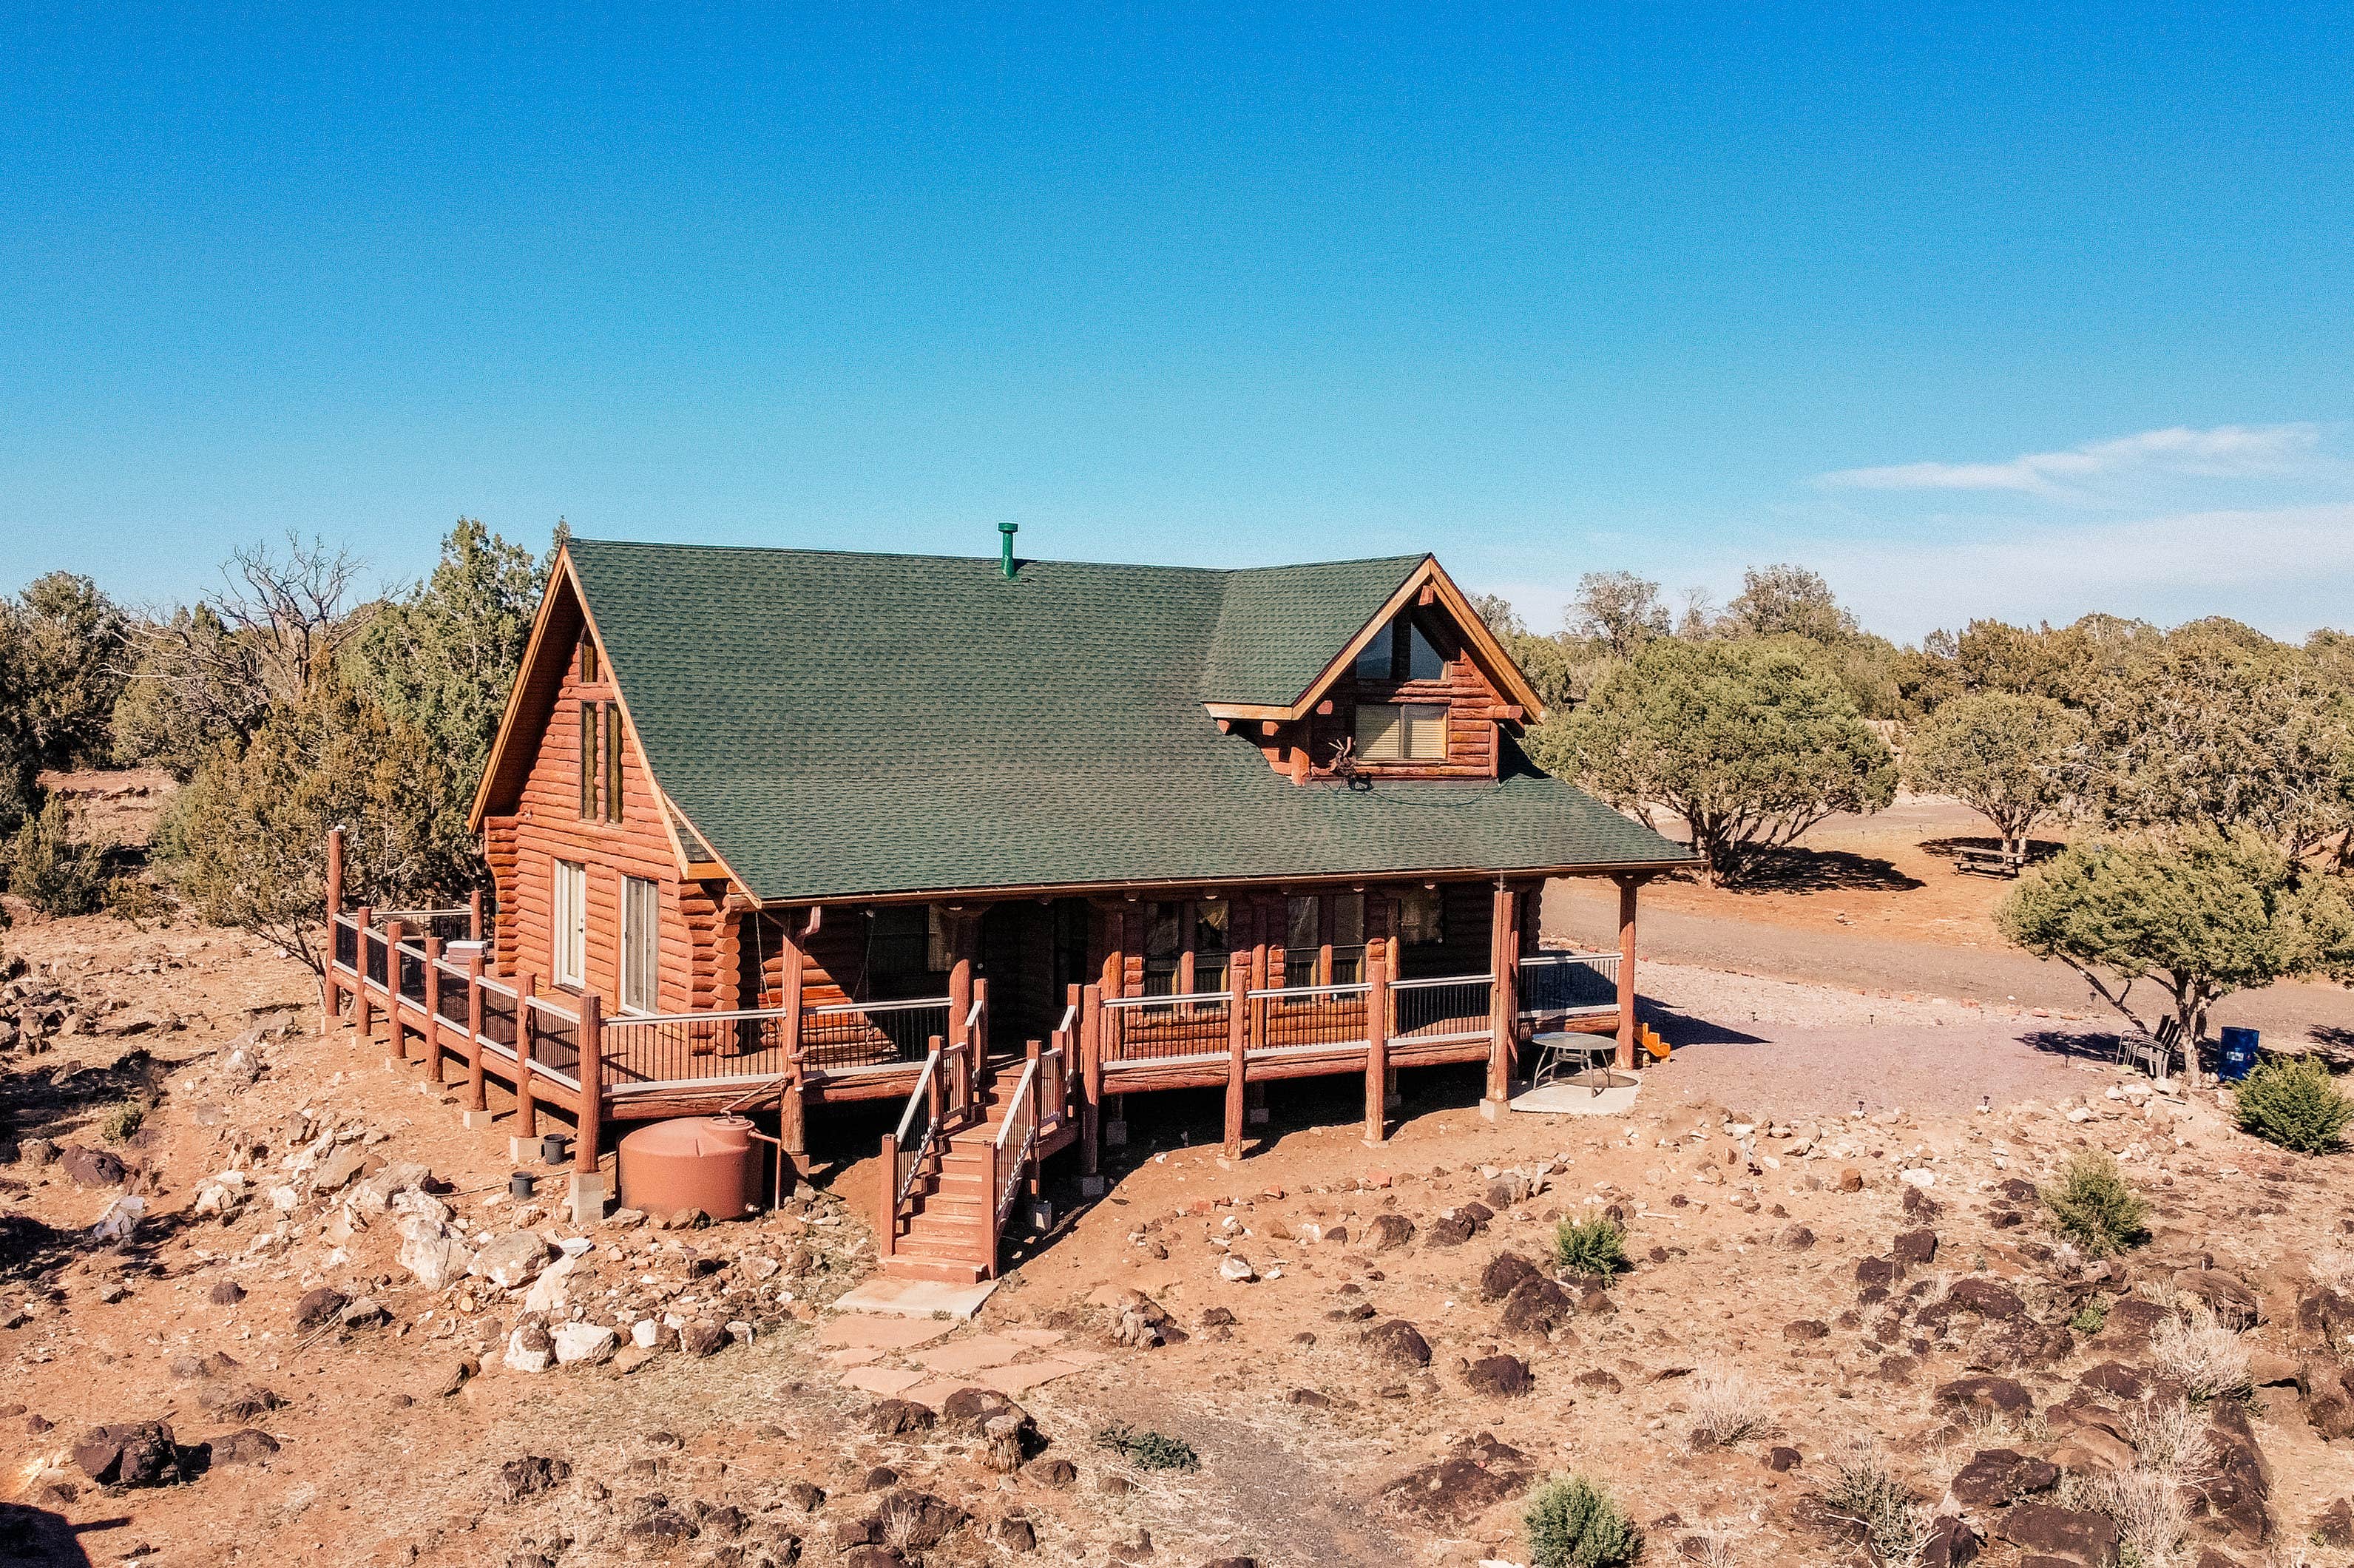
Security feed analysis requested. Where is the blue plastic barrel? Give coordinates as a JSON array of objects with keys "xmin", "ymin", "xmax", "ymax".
[{"xmin": 2217, "ymin": 1027, "xmax": 2259, "ymax": 1082}]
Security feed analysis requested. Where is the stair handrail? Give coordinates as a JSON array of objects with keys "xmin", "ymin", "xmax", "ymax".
[
  {"xmin": 991, "ymin": 1055, "xmax": 1041, "ymax": 1251},
  {"xmin": 891, "ymin": 1047, "xmax": 943, "ymax": 1214}
]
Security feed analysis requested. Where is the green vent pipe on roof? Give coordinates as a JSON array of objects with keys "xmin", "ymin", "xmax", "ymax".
[{"xmin": 998, "ymin": 519, "xmax": 1019, "ymax": 579}]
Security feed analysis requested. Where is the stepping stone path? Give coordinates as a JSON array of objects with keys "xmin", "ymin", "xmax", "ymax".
[{"xmin": 817, "ymin": 1314, "xmax": 1111, "ymax": 1406}]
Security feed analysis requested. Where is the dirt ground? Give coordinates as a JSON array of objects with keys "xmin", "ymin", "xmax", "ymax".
[
  {"xmin": 5, "ymin": 896, "xmax": 2354, "ymax": 1568},
  {"xmin": 7, "ymin": 775, "xmax": 2354, "ymax": 1567},
  {"xmin": 1630, "ymin": 794, "xmax": 2045, "ymax": 948}
]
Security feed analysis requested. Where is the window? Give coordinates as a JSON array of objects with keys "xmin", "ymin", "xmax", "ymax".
[
  {"xmin": 580, "ymin": 638, "xmax": 598, "ymax": 683},
  {"xmin": 604, "ymin": 704, "xmax": 624, "ymax": 823},
  {"xmin": 1406, "ymin": 624, "xmax": 1445, "ymax": 681},
  {"xmin": 1398, "ymin": 886, "xmax": 1444, "ymax": 948},
  {"xmin": 867, "ymin": 907, "xmax": 944, "ymax": 999},
  {"xmin": 578, "ymin": 703, "xmax": 597, "ymax": 817},
  {"xmin": 1192, "ymin": 899, "xmax": 1230, "ymax": 993},
  {"xmin": 1284, "ymin": 895, "xmax": 1321, "ymax": 986},
  {"xmin": 1353, "ymin": 617, "xmax": 1448, "ymax": 684},
  {"xmin": 552, "ymin": 859, "xmax": 588, "ymax": 990},
  {"xmin": 1356, "ymin": 703, "xmax": 1447, "ymax": 761},
  {"xmin": 1330, "ymin": 892, "xmax": 1366, "ymax": 983},
  {"xmin": 620, "ymin": 876, "xmax": 660, "ymax": 1013},
  {"xmin": 1142, "ymin": 902, "xmax": 1183, "ymax": 996}
]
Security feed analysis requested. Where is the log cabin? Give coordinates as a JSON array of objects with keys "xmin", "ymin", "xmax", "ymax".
[{"xmin": 326, "ymin": 530, "xmax": 1695, "ymax": 1282}]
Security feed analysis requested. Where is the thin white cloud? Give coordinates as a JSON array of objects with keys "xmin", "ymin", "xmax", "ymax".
[
  {"xmin": 1817, "ymin": 422, "xmax": 2324, "ymax": 500},
  {"xmin": 1829, "ymin": 503, "xmax": 2354, "ymax": 638}
]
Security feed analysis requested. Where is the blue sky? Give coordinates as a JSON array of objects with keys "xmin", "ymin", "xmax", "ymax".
[{"xmin": 2, "ymin": 6, "xmax": 2349, "ymax": 642}]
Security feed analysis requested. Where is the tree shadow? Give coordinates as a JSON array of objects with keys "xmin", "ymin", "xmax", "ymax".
[
  {"xmin": 2305, "ymin": 1027, "xmax": 2354, "ymax": 1067},
  {"xmin": 2020, "ymin": 1028, "xmax": 2123, "ymax": 1065},
  {"xmin": 0, "ymin": 1501, "xmax": 101, "ymax": 1566},
  {"xmin": 1919, "ymin": 835, "xmax": 2063, "ymax": 862},
  {"xmin": 1643, "ymin": 1003, "xmax": 1769, "ymax": 1048},
  {"xmin": 0, "ymin": 1046, "xmax": 171, "ymax": 1146},
  {"xmin": 1727, "ymin": 846, "xmax": 1923, "ymax": 894},
  {"xmin": 0, "ymin": 1212, "xmax": 83, "ymax": 1285}
]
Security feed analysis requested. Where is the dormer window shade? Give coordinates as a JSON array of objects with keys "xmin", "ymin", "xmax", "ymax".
[{"xmin": 1356, "ymin": 702, "xmax": 1447, "ymax": 761}]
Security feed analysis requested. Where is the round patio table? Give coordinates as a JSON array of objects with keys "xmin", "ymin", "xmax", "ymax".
[{"xmin": 1528, "ymin": 1031, "xmax": 1637, "ymax": 1096}]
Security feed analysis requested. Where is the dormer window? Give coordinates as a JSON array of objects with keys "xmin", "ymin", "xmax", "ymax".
[
  {"xmin": 1353, "ymin": 618, "xmax": 1447, "ymax": 684},
  {"xmin": 1357, "ymin": 701, "xmax": 1447, "ymax": 761}
]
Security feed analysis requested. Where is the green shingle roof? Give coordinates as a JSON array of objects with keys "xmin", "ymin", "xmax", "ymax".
[{"xmin": 565, "ymin": 539, "xmax": 1692, "ymax": 902}]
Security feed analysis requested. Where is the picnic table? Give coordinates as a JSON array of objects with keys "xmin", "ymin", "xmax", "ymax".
[{"xmin": 1952, "ymin": 846, "xmax": 2026, "ymax": 878}]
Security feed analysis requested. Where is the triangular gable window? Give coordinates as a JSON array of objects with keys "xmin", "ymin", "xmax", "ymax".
[{"xmin": 1353, "ymin": 618, "xmax": 1447, "ymax": 684}]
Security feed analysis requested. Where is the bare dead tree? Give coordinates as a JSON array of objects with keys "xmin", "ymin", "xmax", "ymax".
[
  {"xmin": 214, "ymin": 530, "xmax": 375, "ymax": 701},
  {"xmin": 115, "ymin": 532, "xmax": 376, "ymax": 770}
]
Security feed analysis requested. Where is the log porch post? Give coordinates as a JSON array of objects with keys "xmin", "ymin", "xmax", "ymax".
[
  {"xmin": 1223, "ymin": 960, "xmax": 1248, "ymax": 1158},
  {"xmin": 1079, "ymin": 983, "xmax": 1103, "ymax": 1183},
  {"xmin": 779, "ymin": 925, "xmax": 807, "ymax": 1171},
  {"xmin": 464, "ymin": 947, "xmax": 488, "ymax": 1121},
  {"xmin": 322, "ymin": 828, "xmax": 344, "ymax": 1027},
  {"xmin": 1482, "ymin": 883, "xmax": 1513, "ymax": 1118},
  {"xmin": 384, "ymin": 919, "xmax": 409, "ymax": 1062},
  {"xmin": 1615, "ymin": 874, "xmax": 1640, "ymax": 1070},
  {"xmin": 354, "ymin": 905, "xmax": 375, "ymax": 1040},
  {"xmin": 1362, "ymin": 944, "xmax": 1389, "ymax": 1146},
  {"xmin": 572, "ymin": 991, "xmax": 606, "ymax": 1223},
  {"xmin": 518, "ymin": 970, "xmax": 539, "ymax": 1140},
  {"xmin": 468, "ymin": 888, "xmax": 484, "ymax": 945},
  {"xmin": 423, "ymin": 936, "xmax": 445, "ymax": 1084}
]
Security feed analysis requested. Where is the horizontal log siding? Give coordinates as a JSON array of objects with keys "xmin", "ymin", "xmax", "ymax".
[{"xmin": 503, "ymin": 629, "xmax": 702, "ymax": 1013}]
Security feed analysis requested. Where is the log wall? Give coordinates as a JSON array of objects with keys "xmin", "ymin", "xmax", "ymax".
[{"xmin": 495, "ymin": 626, "xmax": 710, "ymax": 1013}]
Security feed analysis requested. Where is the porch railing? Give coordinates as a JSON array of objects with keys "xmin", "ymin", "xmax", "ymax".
[
  {"xmin": 803, "ymin": 996, "xmax": 951, "ymax": 1072},
  {"xmin": 1101, "ymin": 988, "xmax": 1231, "ymax": 1062},
  {"xmin": 1517, "ymin": 951, "xmax": 1620, "ymax": 1016},
  {"xmin": 1251, "ymin": 981, "xmax": 1372, "ymax": 1055},
  {"xmin": 1390, "ymin": 973, "xmax": 1495, "ymax": 1043}
]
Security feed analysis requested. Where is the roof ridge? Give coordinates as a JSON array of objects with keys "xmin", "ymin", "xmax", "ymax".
[{"xmin": 566, "ymin": 536, "xmax": 1427, "ymax": 577}]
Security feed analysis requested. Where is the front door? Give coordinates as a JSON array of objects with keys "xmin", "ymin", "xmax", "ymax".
[{"xmin": 977, "ymin": 899, "xmax": 1092, "ymax": 1055}]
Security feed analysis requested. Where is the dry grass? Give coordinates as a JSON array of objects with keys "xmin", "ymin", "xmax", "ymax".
[
  {"xmin": 1683, "ymin": 1521, "xmax": 1740, "ymax": 1568},
  {"xmin": 2310, "ymin": 1248, "xmax": 2354, "ymax": 1295},
  {"xmin": 1684, "ymin": 1365, "xmax": 1773, "ymax": 1448},
  {"xmin": 1820, "ymin": 1437, "xmax": 1931, "ymax": 1568},
  {"xmin": 2150, "ymin": 1303, "xmax": 2252, "ymax": 1402},
  {"xmin": 2057, "ymin": 1399, "xmax": 2213, "ymax": 1568}
]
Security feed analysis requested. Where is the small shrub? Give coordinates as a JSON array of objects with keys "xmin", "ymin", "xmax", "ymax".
[
  {"xmin": 2069, "ymin": 1295, "xmax": 2111, "ymax": 1335},
  {"xmin": 2235, "ymin": 1054, "xmax": 2354, "ymax": 1155},
  {"xmin": 1686, "ymin": 1365, "xmax": 1771, "ymax": 1448},
  {"xmin": 1821, "ymin": 1439, "xmax": 1931, "ymax": 1568},
  {"xmin": 1093, "ymin": 1423, "xmax": 1198, "ymax": 1472},
  {"xmin": 2040, "ymin": 1150, "xmax": 2150, "ymax": 1257},
  {"xmin": 1523, "ymin": 1473, "xmax": 1642, "ymax": 1568},
  {"xmin": 98, "ymin": 1101, "xmax": 145, "ymax": 1143},
  {"xmin": 4, "ymin": 798, "xmax": 109, "ymax": 916},
  {"xmin": 103, "ymin": 875, "xmax": 169, "ymax": 929},
  {"xmin": 2151, "ymin": 1304, "xmax": 2251, "ymax": 1403},
  {"xmin": 1553, "ymin": 1214, "xmax": 1630, "ymax": 1279}
]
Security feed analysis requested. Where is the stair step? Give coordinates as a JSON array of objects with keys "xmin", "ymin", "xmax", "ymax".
[
  {"xmin": 896, "ymin": 1237, "xmax": 988, "ymax": 1263},
  {"xmin": 904, "ymin": 1211, "xmax": 988, "ymax": 1235},
  {"xmin": 879, "ymin": 1255, "xmax": 987, "ymax": 1285}
]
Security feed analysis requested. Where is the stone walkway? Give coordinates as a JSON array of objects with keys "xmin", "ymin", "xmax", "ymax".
[{"xmin": 816, "ymin": 1314, "xmax": 1110, "ymax": 1407}]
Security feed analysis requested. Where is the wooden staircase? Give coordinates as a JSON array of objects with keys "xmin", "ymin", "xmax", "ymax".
[{"xmin": 879, "ymin": 1071, "xmax": 1018, "ymax": 1285}]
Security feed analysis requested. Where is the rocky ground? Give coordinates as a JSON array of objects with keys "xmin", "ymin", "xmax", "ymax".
[{"xmin": 4, "ymin": 901, "xmax": 2354, "ymax": 1568}]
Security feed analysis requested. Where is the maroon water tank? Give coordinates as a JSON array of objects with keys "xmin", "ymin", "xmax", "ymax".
[{"xmin": 618, "ymin": 1116, "xmax": 758, "ymax": 1219}]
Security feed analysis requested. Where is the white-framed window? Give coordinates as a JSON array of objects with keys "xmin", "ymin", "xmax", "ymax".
[
  {"xmin": 1356, "ymin": 702, "xmax": 1447, "ymax": 761},
  {"xmin": 620, "ymin": 875, "xmax": 660, "ymax": 1013},
  {"xmin": 552, "ymin": 859, "xmax": 588, "ymax": 990}
]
